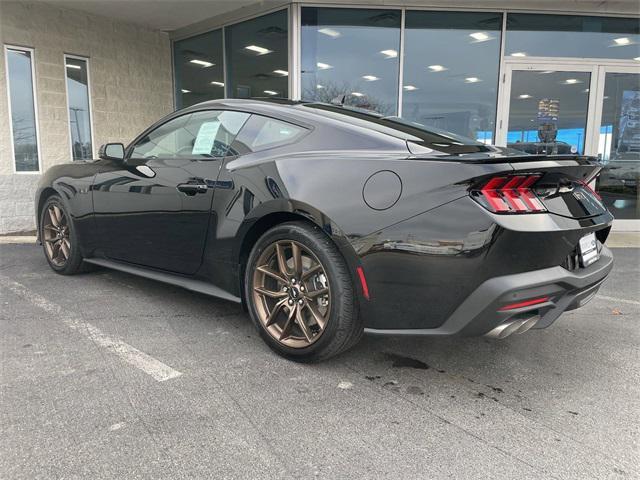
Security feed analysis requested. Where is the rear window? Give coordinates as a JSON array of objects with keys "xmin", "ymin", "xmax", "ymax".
[
  {"xmin": 231, "ymin": 115, "xmax": 306, "ymax": 154},
  {"xmin": 301, "ymin": 103, "xmax": 495, "ymax": 154}
]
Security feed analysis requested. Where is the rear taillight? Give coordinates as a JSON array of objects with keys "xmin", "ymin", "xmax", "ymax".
[{"xmin": 471, "ymin": 175, "xmax": 546, "ymax": 214}]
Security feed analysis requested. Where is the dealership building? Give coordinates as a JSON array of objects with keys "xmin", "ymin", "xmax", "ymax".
[{"xmin": 1, "ymin": 0, "xmax": 638, "ymax": 234}]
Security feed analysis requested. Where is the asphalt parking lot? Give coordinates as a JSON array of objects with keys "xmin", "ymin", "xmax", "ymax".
[{"xmin": 1, "ymin": 242, "xmax": 638, "ymax": 479}]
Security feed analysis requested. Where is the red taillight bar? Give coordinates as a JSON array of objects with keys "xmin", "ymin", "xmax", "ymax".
[
  {"xmin": 356, "ymin": 266, "xmax": 370, "ymax": 300},
  {"xmin": 474, "ymin": 174, "xmax": 546, "ymax": 214},
  {"xmin": 498, "ymin": 296, "xmax": 549, "ymax": 311}
]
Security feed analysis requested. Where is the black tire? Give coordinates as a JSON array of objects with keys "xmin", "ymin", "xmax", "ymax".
[
  {"xmin": 244, "ymin": 221, "xmax": 362, "ymax": 362},
  {"xmin": 40, "ymin": 195, "xmax": 90, "ymax": 275}
]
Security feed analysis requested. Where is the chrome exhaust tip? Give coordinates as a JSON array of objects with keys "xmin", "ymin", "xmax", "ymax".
[{"xmin": 485, "ymin": 314, "xmax": 540, "ymax": 339}]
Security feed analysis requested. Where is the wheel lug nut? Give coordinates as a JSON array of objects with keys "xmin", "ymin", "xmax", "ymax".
[
  {"xmin": 298, "ymin": 299, "xmax": 304, "ymax": 305},
  {"xmin": 300, "ymin": 285, "xmax": 305, "ymax": 292},
  {"xmin": 283, "ymin": 286, "xmax": 288, "ymax": 292},
  {"xmin": 291, "ymin": 278, "xmax": 297, "ymax": 284},
  {"xmin": 288, "ymin": 299, "xmax": 294, "ymax": 306}
]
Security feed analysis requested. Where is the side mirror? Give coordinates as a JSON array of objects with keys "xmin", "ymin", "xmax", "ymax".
[{"xmin": 98, "ymin": 143, "xmax": 125, "ymax": 162}]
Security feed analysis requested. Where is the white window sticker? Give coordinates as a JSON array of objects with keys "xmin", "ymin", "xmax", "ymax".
[{"xmin": 192, "ymin": 121, "xmax": 221, "ymax": 155}]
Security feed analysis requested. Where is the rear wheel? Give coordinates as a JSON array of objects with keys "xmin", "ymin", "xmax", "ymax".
[
  {"xmin": 40, "ymin": 195, "xmax": 87, "ymax": 275},
  {"xmin": 245, "ymin": 222, "xmax": 361, "ymax": 362}
]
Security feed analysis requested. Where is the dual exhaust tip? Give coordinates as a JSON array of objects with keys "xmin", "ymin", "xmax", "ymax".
[{"xmin": 485, "ymin": 314, "xmax": 541, "ymax": 339}]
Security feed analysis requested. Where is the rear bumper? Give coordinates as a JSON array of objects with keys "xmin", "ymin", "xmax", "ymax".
[{"xmin": 364, "ymin": 245, "xmax": 613, "ymax": 337}]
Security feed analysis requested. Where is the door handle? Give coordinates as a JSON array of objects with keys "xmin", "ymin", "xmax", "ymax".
[{"xmin": 177, "ymin": 182, "xmax": 208, "ymax": 195}]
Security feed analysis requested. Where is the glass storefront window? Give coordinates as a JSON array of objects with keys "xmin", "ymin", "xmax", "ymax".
[
  {"xmin": 173, "ymin": 29, "xmax": 225, "ymax": 108},
  {"xmin": 5, "ymin": 47, "xmax": 40, "ymax": 172},
  {"xmin": 65, "ymin": 56, "xmax": 93, "ymax": 160},
  {"xmin": 506, "ymin": 14, "xmax": 640, "ymax": 60},
  {"xmin": 597, "ymin": 72, "xmax": 640, "ymax": 219},
  {"xmin": 506, "ymin": 70, "xmax": 591, "ymax": 155},
  {"xmin": 301, "ymin": 7, "xmax": 401, "ymax": 115},
  {"xmin": 225, "ymin": 9, "xmax": 288, "ymax": 99},
  {"xmin": 402, "ymin": 11, "xmax": 502, "ymax": 142}
]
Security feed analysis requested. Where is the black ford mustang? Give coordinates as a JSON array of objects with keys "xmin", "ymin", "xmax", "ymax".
[{"xmin": 35, "ymin": 99, "xmax": 614, "ymax": 361}]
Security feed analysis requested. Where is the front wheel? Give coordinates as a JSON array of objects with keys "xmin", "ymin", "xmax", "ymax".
[
  {"xmin": 40, "ymin": 195, "xmax": 88, "ymax": 275},
  {"xmin": 245, "ymin": 222, "xmax": 362, "ymax": 362}
]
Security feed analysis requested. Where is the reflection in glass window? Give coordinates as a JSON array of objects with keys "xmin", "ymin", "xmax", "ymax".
[
  {"xmin": 6, "ymin": 47, "xmax": 40, "ymax": 172},
  {"xmin": 233, "ymin": 115, "xmax": 306, "ymax": 153},
  {"xmin": 402, "ymin": 11, "xmax": 502, "ymax": 142},
  {"xmin": 65, "ymin": 57, "xmax": 93, "ymax": 160},
  {"xmin": 130, "ymin": 110, "xmax": 249, "ymax": 159},
  {"xmin": 506, "ymin": 70, "xmax": 591, "ymax": 155},
  {"xmin": 225, "ymin": 10, "xmax": 288, "ymax": 99},
  {"xmin": 301, "ymin": 7, "xmax": 401, "ymax": 115},
  {"xmin": 596, "ymin": 72, "xmax": 640, "ymax": 219},
  {"xmin": 506, "ymin": 14, "xmax": 640, "ymax": 60},
  {"xmin": 173, "ymin": 29, "xmax": 225, "ymax": 108}
]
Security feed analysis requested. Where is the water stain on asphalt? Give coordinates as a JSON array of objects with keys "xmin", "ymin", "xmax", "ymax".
[
  {"xmin": 383, "ymin": 352, "xmax": 429, "ymax": 369},
  {"xmin": 406, "ymin": 386, "xmax": 424, "ymax": 395},
  {"xmin": 476, "ymin": 392, "xmax": 499, "ymax": 402}
]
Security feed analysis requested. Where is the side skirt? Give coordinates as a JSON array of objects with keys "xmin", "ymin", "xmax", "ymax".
[{"xmin": 84, "ymin": 258, "xmax": 242, "ymax": 304}]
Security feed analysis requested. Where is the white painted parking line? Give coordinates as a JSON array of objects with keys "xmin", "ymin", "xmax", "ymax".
[
  {"xmin": 1, "ymin": 276, "xmax": 182, "ymax": 382},
  {"xmin": 597, "ymin": 295, "xmax": 640, "ymax": 306}
]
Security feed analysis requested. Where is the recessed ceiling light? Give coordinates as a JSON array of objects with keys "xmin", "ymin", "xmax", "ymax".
[
  {"xmin": 318, "ymin": 28, "xmax": 341, "ymax": 38},
  {"xmin": 190, "ymin": 59, "xmax": 214, "ymax": 67},
  {"xmin": 351, "ymin": 92, "xmax": 364, "ymax": 97},
  {"xmin": 181, "ymin": 89, "xmax": 191, "ymax": 93},
  {"xmin": 65, "ymin": 64, "xmax": 81, "ymax": 70},
  {"xmin": 465, "ymin": 77, "xmax": 481, "ymax": 83},
  {"xmin": 428, "ymin": 65, "xmax": 447, "ymax": 72},
  {"xmin": 316, "ymin": 84, "xmax": 324, "ymax": 89},
  {"xmin": 511, "ymin": 52, "xmax": 527, "ymax": 57},
  {"xmin": 317, "ymin": 62, "xmax": 332, "ymax": 70},
  {"xmin": 210, "ymin": 81, "xmax": 224, "ymax": 87},
  {"xmin": 563, "ymin": 78, "xmax": 580, "ymax": 84},
  {"xmin": 518, "ymin": 94, "xmax": 532, "ymax": 99},
  {"xmin": 273, "ymin": 69, "xmax": 288, "ymax": 76},
  {"xmin": 362, "ymin": 75, "xmax": 379, "ymax": 81},
  {"xmin": 603, "ymin": 96, "xmax": 609, "ymax": 99},
  {"xmin": 380, "ymin": 49, "xmax": 398, "ymax": 58},
  {"xmin": 469, "ymin": 32, "xmax": 491, "ymax": 42},
  {"xmin": 582, "ymin": 88, "xmax": 590, "ymax": 93},
  {"xmin": 634, "ymin": 57, "xmax": 640, "ymax": 61},
  {"xmin": 403, "ymin": 85, "xmax": 418, "ymax": 91},
  {"xmin": 245, "ymin": 45, "xmax": 272, "ymax": 55},
  {"xmin": 263, "ymin": 90, "xmax": 278, "ymax": 95},
  {"xmin": 613, "ymin": 37, "xmax": 631, "ymax": 46}
]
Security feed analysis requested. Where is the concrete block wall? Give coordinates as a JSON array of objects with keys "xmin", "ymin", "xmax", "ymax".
[{"xmin": 0, "ymin": 1, "xmax": 174, "ymax": 234}]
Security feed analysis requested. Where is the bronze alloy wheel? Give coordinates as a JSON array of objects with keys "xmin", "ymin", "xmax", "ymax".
[
  {"xmin": 42, "ymin": 204, "xmax": 71, "ymax": 267},
  {"xmin": 252, "ymin": 240, "xmax": 331, "ymax": 348}
]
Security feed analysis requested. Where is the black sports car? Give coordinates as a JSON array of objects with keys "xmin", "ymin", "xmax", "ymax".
[{"xmin": 35, "ymin": 99, "xmax": 614, "ymax": 361}]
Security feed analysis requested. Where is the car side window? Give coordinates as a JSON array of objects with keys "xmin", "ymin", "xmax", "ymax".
[
  {"xmin": 231, "ymin": 115, "xmax": 306, "ymax": 155},
  {"xmin": 130, "ymin": 110, "xmax": 250, "ymax": 160}
]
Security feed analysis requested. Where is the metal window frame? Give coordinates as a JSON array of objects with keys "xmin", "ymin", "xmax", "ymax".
[
  {"xmin": 63, "ymin": 53, "xmax": 96, "ymax": 162},
  {"xmin": 4, "ymin": 44, "xmax": 42, "ymax": 174}
]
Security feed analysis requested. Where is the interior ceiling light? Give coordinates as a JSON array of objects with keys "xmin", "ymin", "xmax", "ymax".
[
  {"xmin": 362, "ymin": 75, "xmax": 379, "ymax": 81},
  {"xmin": 273, "ymin": 69, "xmax": 288, "ymax": 76},
  {"xmin": 317, "ymin": 62, "xmax": 332, "ymax": 70},
  {"xmin": 263, "ymin": 90, "xmax": 278, "ymax": 95},
  {"xmin": 190, "ymin": 59, "xmax": 214, "ymax": 67},
  {"xmin": 582, "ymin": 88, "xmax": 590, "ymax": 93},
  {"xmin": 245, "ymin": 45, "xmax": 272, "ymax": 55},
  {"xmin": 318, "ymin": 28, "xmax": 341, "ymax": 38},
  {"xmin": 210, "ymin": 81, "xmax": 224, "ymax": 87},
  {"xmin": 518, "ymin": 94, "xmax": 532, "ymax": 99},
  {"xmin": 316, "ymin": 84, "xmax": 324, "ymax": 89},
  {"xmin": 428, "ymin": 65, "xmax": 447, "ymax": 72},
  {"xmin": 181, "ymin": 89, "xmax": 191, "ymax": 93},
  {"xmin": 380, "ymin": 49, "xmax": 398, "ymax": 58},
  {"xmin": 403, "ymin": 85, "xmax": 418, "ymax": 91},
  {"xmin": 465, "ymin": 77, "xmax": 481, "ymax": 83},
  {"xmin": 65, "ymin": 64, "xmax": 81, "ymax": 70},
  {"xmin": 469, "ymin": 31, "xmax": 491, "ymax": 42},
  {"xmin": 351, "ymin": 92, "xmax": 364, "ymax": 97},
  {"xmin": 613, "ymin": 37, "xmax": 631, "ymax": 46},
  {"xmin": 563, "ymin": 78, "xmax": 580, "ymax": 84},
  {"xmin": 511, "ymin": 52, "xmax": 527, "ymax": 57},
  {"xmin": 634, "ymin": 57, "xmax": 640, "ymax": 61}
]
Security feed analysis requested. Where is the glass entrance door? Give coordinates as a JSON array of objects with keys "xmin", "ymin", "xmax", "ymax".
[
  {"xmin": 594, "ymin": 68, "xmax": 640, "ymax": 220},
  {"xmin": 497, "ymin": 64, "xmax": 597, "ymax": 155}
]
